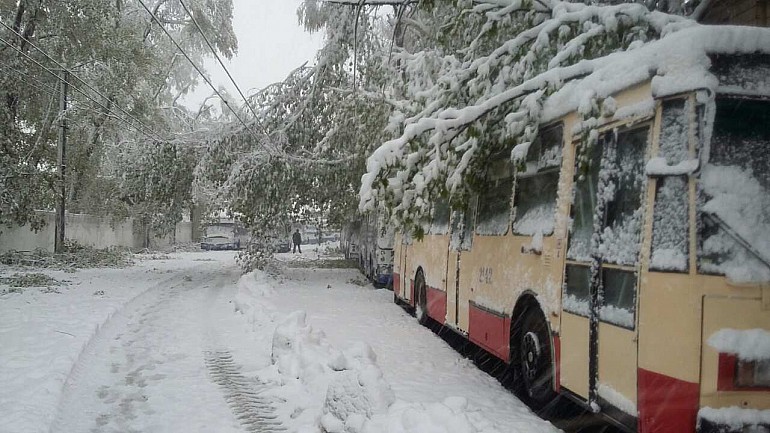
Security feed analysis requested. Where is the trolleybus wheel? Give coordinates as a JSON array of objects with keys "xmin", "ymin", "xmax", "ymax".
[
  {"xmin": 415, "ymin": 271, "xmax": 428, "ymax": 326},
  {"xmin": 514, "ymin": 307, "xmax": 555, "ymax": 409}
]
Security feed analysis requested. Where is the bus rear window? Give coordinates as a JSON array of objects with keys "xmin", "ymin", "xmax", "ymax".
[{"xmin": 697, "ymin": 98, "xmax": 770, "ymax": 283}]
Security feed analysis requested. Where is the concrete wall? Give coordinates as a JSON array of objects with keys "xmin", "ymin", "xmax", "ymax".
[{"xmin": 0, "ymin": 212, "xmax": 194, "ymax": 253}]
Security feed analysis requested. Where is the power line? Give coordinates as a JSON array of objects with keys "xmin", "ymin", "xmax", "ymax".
[
  {"xmin": 177, "ymin": 0, "xmax": 264, "ymax": 133},
  {"xmin": 0, "ymin": 35, "xmax": 165, "ymax": 142},
  {"xmin": 135, "ymin": 0, "xmax": 268, "ymax": 149},
  {"xmin": 0, "ymin": 20, "xmax": 167, "ymax": 142}
]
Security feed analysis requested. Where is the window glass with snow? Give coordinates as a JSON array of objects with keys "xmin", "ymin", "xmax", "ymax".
[
  {"xmin": 601, "ymin": 127, "xmax": 648, "ymax": 266},
  {"xmin": 567, "ymin": 141, "xmax": 602, "ymax": 262},
  {"xmin": 659, "ymin": 98, "xmax": 690, "ymax": 165},
  {"xmin": 650, "ymin": 99, "xmax": 692, "ymax": 273},
  {"xmin": 600, "ymin": 269, "xmax": 636, "ymax": 329},
  {"xmin": 651, "ymin": 176, "xmax": 689, "ymax": 272},
  {"xmin": 475, "ymin": 156, "xmax": 513, "ymax": 236},
  {"xmin": 697, "ymin": 98, "xmax": 770, "ymax": 283},
  {"xmin": 563, "ymin": 265, "xmax": 591, "ymax": 317},
  {"xmin": 450, "ymin": 200, "xmax": 475, "ymax": 251},
  {"xmin": 476, "ymin": 178, "xmax": 513, "ymax": 235},
  {"xmin": 513, "ymin": 124, "xmax": 563, "ymax": 236},
  {"xmin": 429, "ymin": 200, "xmax": 451, "ymax": 235}
]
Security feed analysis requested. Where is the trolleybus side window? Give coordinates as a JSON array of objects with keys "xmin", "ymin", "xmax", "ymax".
[
  {"xmin": 603, "ymin": 127, "xmax": 647, "ymax": 266},
  {"xmin": 429, "ymin": 200, "xmax": 451, "ymax": 235},
  {"xmin": 697, "ymin": 97, "xmax": 770, "ymax": 283},
  {"xmin": 450, "ymin": 198, "xmax": 476, "ymax": 251},
  {"xmin": 476, "ymin": 156, "xmax": 514, "ymax": 236},
  {"xmin": 513, "ymin": 124, "xmax": 563, "ymax": 236},
  {"xmin": 650, "ymin": 98, "xmax": 691, "ymax": 273},
  {"xmin": 476, "ymin": 178, "xmax": 514, "ymax": 235}
]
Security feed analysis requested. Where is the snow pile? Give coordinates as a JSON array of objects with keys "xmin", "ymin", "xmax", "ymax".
[
  {"xmin": 261, "ymin": 301, "xmax": 520, "ymax": 433},
  {"xmin": 263, "ymin": 311, "xmax": 396, "ymax": 433},
  {"xmin": 271, "ymin": 311, "xmax": 337, "ymax": 381},
  {"xmin": 645, "ymin": 157, "xmax": 699, "ymax": 176},
  {"xmin": 363, "ymin": 397, "xmax": 505, "ymax": 433},
  {"xmin": 233, "ymin": 269, "xmax": 276, "ymax": 315},
  {"xmin": 321, "ymin": 343, "xmax": 395, "ymax": 432},
  {"xmin": 707, "ymin": 328, "xmax": 770, "ymax": 361},
  {"xmin": 698, "ymin": 406, "xmax": 770, "ymax": 431}
]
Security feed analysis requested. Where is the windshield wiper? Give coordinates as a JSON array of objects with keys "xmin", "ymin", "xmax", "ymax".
[{"xmin": 703, "ymin": 211, "xmax": 770, "ymax": 271}]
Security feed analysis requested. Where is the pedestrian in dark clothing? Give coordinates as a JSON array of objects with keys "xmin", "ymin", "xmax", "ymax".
[{"xmin": 292, "ymin": 229, "xmax": 302, "ymax": 253}]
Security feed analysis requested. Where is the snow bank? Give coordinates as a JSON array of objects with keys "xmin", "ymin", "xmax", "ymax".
[
  {"xmin": 362, "ymin": 397, "xmax": 506, "ymax": 433},
  {"xmin": 258, "ymin": 301, "xmax": 522, "ymax": 433},
  {"xmin": 322, "ymin": 343, "xmax": 395, "ymax": 432},
  {"xmin": 233, "ymin": 270, "xmax": 275, "ymax": 315},
  {"xmin": 707, "ymin": 328, "xmax": 770, "ymax": 361},
  {"xmin": 260, "ymin": 310, "xmax": 396, "ymax": 432}
]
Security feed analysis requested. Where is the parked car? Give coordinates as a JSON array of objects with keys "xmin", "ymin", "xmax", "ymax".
[
  {"xmin": 273, "ymin": 237, "xmax": 291, "ymax": 253},
  {"xmin": 201, "ymin": 235, "xmax": 239, "ymax": 251}
]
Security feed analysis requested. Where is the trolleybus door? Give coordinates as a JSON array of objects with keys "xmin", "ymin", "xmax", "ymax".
[
  {"xmin": 397, "ymin": 232, "xmax": 411, "ymax": 302},
  {"xmin": 446, "ymin": 202, "xmax": 475, "ymax": 329},
  {"xmin": 561, "ymin": 126, "xmax": 647, "ymax": 425}
]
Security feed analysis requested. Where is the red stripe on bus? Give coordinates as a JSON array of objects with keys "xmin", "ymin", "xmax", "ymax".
[
  {"xmin": 718, "ymin": 353, "xmax": 737, "ymax": 391},
  {"xmin": 468, "ymin": 304, "xmax": 511, "ymax": 362},
  {"xmin": 426, "ymin": 286, "xmax": 447, "ymax": 324},
  {"xmin": 638, "ymin": 368, "xmax": 699, "ymax": 433},
  {"xmin": 393, "ymin": 272, "xmax": 401, "ymax": 297}
]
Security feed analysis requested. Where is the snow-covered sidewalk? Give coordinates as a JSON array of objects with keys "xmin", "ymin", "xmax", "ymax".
[{"xmin": 0, "ymin": 248, "xmax": 559, "ymax": 433}]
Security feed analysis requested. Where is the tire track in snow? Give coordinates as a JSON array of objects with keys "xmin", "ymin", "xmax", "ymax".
[
  {"xmin": 201, "ymin": 273, "xmax": 286, "ymax": 433},
  {"xmin": 48, "ymin": 273, "xmax": 182, "ymax": 433},
  {"xmin": 204, "ymin": 351, "xmax": 286, "ymax": 433},
  {"xmin": 50, "ymin": 263, "xmax": 244, "ymax": 433}
]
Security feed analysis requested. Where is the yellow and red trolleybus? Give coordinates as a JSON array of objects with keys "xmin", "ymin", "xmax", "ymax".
[{"xmin": 392, "ymin": 50, "xmax": 770, "ymax": 433}]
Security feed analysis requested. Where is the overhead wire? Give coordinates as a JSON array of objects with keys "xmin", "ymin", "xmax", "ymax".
[
  {"xmin": 135, "ymin": 0, "xmax": 270, "ymax": 151},
  {"xmin": 0, "ymin": 34, "xmax": 166, "ymax": 142},
  {"xmin": 177, "ymin": 0, "xmax": 265, "ymax": 133}
]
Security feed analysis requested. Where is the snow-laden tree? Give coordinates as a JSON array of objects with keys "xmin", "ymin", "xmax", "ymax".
[
  {"xmin": 193, "ymin": 1, "xmax": 394, "ymax": 270},
  {"xmin": 0, "ymin": 0, "xmax": 236, "ymax": 233},
  {"xmin": 358, "ymin": 0, "xmax": 690, "ymax": 230}
]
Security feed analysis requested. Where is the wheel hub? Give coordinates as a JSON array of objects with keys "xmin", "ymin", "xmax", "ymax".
[{"xmin": 522, "ymin": 331, "xmax": 541, "ymax": 381}]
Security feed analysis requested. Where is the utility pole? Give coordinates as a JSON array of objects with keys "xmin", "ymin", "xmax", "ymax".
[{"xmin": 54, "ymin": 70, "xmax": 68, "ymax": 253}]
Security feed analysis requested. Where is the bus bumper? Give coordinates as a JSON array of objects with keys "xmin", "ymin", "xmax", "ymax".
[{"xmin": 373, "ymin": 273, "xmax": 392, "ymax": 288}]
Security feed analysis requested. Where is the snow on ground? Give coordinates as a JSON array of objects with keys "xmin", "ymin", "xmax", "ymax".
[{"xmin": 0, "ymin": 244, "xmax": 559, "ymax": 433}]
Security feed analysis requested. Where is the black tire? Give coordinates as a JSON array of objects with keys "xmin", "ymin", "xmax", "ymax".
[
  {"xmin": 513, "ymin": 307, "xmax": 556, "ymax": 409},
  {"xmin": 414, "ymin": 271, "xmax": 428, "ymax": 325}
]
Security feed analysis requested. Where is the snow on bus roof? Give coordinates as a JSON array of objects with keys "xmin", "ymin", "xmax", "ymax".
[
  {"xmin": 541, "ymin": 25, "xmax": 770, "ymax": 124},
  {"xmin": 359, "ymin": 16, "xmax": 770, "ymax": 213}
]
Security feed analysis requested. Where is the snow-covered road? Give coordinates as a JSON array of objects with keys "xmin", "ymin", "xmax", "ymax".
[{"xmin": 0, "ymin": 247, "xmax": 560, "ymax": 433}]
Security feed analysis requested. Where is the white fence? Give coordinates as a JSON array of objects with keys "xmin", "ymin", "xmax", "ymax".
[{"xmin": 0, "ymin": 211, "xmax": 193, "ymax": 253}]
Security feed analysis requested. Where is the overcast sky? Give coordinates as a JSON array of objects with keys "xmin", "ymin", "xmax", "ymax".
[{"xmin": 181, "ymin": 0, "xmax": 324, "ymax": 109}]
